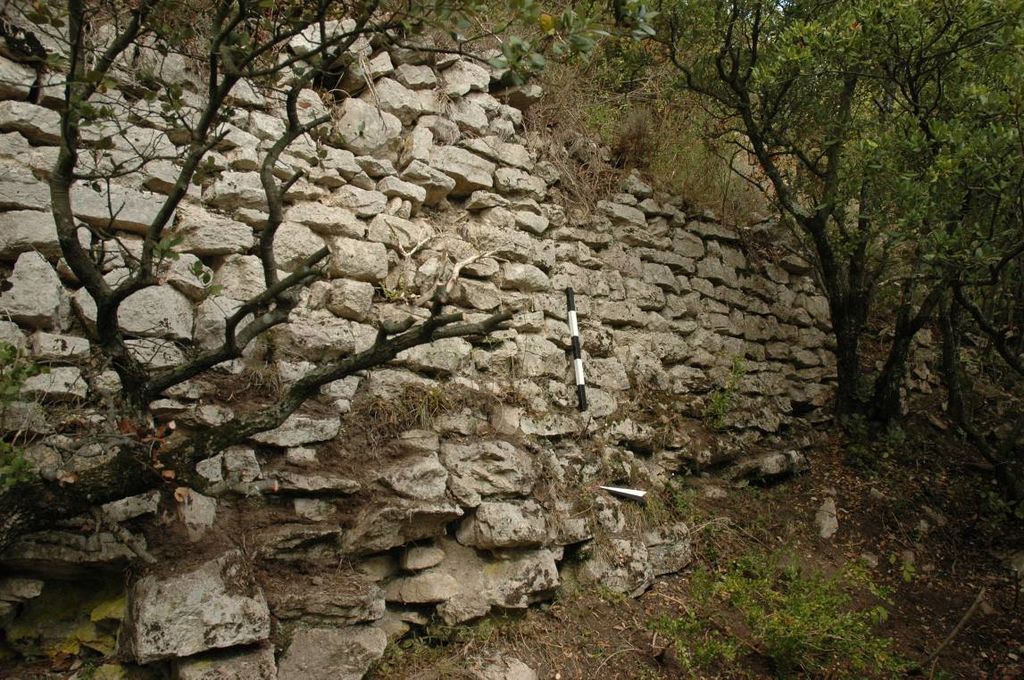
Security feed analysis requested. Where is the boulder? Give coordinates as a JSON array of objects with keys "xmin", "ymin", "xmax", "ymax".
[
  {"xmin": 434, "ymin": 539, "xmax": 559, "ymax": 624},
  {"xmin": 429, "ymin": 146, "xmax": 496, "ymax": 195},
  {"xmin": 176, "ymin": 644, "xmax": 277, "ymax": 680},
  {"xmin": 442, "ymin": 61, "xmax": 490, "ymax": 97},
  {"xmin": 120, "ymin": 551, "xmax": 271, "ymax": 663},
  {"xmin": 118, "ymin": 286, "xmax": 194, "ymax": 340},
  {"xmin": 250, "ymin": 413, "xmax": 340, "ymax": 447},
  {"xmin": 334, "ymin": 99, "xmax": 402, "ymax": 155},
  {"xmin": 440, "ymin": 440, "xmax": 535, "ymax": 507},
  {"xmin": 456, "ymin": 501, "xmax": 548, "ymax": 549},
  {"xmin": 326, "ymin": 236, "xmax": 388, "ymax": 282},
  {"xmin": 277, "ymin": 626, "xmax": 386, "ymax": 680},
  {"xmin": 0, "ymin": 210, "xmax": 60, "ymax": 259},
  {"xmin": 172, "ymin": 204, "xmax": 255, "ymax": 255},
  {"xmin": 284, "ymin": 202, "xmax": 365, "ymax": 237},
  {"xmin": 0, "ymin": 252, "xmax": 67, "ymax": 330}
]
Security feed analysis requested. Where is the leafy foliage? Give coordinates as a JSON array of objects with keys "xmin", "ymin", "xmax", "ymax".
[{"xmin": 0, "ymin": 342, "xmax": 43, "ymax": 490}]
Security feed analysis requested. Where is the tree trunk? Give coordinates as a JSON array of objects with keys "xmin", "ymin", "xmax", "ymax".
[
  {"xmin": 870, "ymin": 327, "xmax": 915, "ymax": 425},
  {"xmin": 939, "ymin": 299, "xmax": 1024, "ymax": 503},
  {"xmin": 830, "ymin": 305, "xmax": 867, "ymax": 420}
]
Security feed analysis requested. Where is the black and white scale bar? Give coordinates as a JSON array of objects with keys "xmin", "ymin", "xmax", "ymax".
[{"xmin": 565, "ymin": 287, "xmax": 588, "ymax": 412}]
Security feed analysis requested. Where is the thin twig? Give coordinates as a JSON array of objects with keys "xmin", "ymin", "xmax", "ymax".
[{"xmin": 925, "ymin": 587, "xmax": 986, "ymax": 670}]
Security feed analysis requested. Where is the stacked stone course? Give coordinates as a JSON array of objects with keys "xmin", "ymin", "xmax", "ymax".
[{"xmin": 0, "ymin": 15, "xmax": 844, "ymax": 678}]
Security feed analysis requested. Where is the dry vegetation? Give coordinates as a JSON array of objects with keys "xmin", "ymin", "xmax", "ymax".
[{"xmin": 526, "ymin": 37, "xmax": 769, "ymax": 224}]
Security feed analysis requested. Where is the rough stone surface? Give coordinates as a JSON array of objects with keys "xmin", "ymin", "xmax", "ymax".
[
  {"xmin": 327, "ymin": 236, "xmax": 388, "ymax": 282},
  {"xmin": 118, "ymin": 286, "xmax": 194, "ymax": 340},
  {"xmin": 176, "ymin": 644, "xmax": 277, "ymax": 680},
  {"xmin": 0, "ymin": 252, "xmax": 67, "ymax": 330},
  {"xmin": 456, "ymin": 501, "xmax": 547, "ymax": 549},
  {"xmin": 440, "ymin": 441, "xmax": 535, "ymax": 507},
  {"xmin": 250, "ymin": 413, "xmax": 340, "ymax": 447},
  {"xmin": 430, "ymin": 146, "xmax": 496, "ymax": 195},
  {"xmin": 120, "ymin": 551, "xmax": 271, "ymax": 663},
  {"xmin": 0, "ymin": 210, "xmax": 60, "ymax": 259},
  {"xmin": 334, "ymin": 99, "xmax": 402, "ymax": 155},
  {"xmin": 277, "ymin": 626, "xmax": 387, "ymax": 680}
]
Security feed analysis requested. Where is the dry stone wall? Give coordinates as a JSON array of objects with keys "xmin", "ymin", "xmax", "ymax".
[{"xmin": 0, "ymin": 13, "xmax": 838, "ymax": 679}]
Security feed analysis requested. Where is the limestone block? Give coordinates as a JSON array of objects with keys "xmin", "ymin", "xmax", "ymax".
[
  {"xmin": 326, "ymin": 236, "xmax": 388, "ymax": 282},
  {"xmin": 117, "ymin": 286, "xmax": 193, "ymax": 340},
  {"xmin": 341, "ymin": 499, "xmax": 463, "ymax": 554},
  {"xmin": 20, "ymin": 366, "xmax": 87, "ymax": 402},
  {"xmin": 0, "ymin": 56, "xmax": 35, "ymax": 100},
  {"xmin": 429, "ymin": 146, "xmax": 495, "ymax": 195},
  {"xmin": 0, "ymin": 210, "xmax": 60, "ymax": 259},
  {"xmin": 213, "ymin": 255, "xmax": 268, "ymax": 300},
  {"xmin": 283, "ymin": 202, "xmax": 365, "ymax": 238},
  {"xmin": 176, "ymin": 644, "xmax": 277, "ymax": 680},
  {"xmin": 456, "ymin": 501, "xmax": 547, "ymax": 549},
  {"xmin": 396, "ymin": 336, "xmax": 473, "ymax": 376},
  {"xmin": 395, "ymin": 63, "xmax": 437, "ymax": 90},
  {"xmin": 434, "ymin": 539, "xmax": 559, "ymax": 625},
  {"xmin": 0, "ymin": 252, "xmax": 68, "ymax": 330},
  {"xmin": 382, "ymin": 452, "xmax": 448, "ymax": 501},
  {"xmin": 442, "ymin": 60, "xmax": 490, "ymax": 97},
  {"xmin": 376, "ymin": 176, "xmax": 427, "ymax": 206},
  {"xmin": 385, "ymin": 571, "xmax": 459, "ymax": 603},
  {"xmin": 400, "ymin": 159, "xmax": 456, "ymax": 205},
  {"xmin": 327, "ymin": 185, "xmax": 387, "ymax": 218},
  {"xmin": 323, "ymin": 278, "xmax": 374, "ymax": 321},
  {"xmin": 0, "ymin": 101, "xmax": 60, "ymax": 144},
  {"xmin": 440, "ymin": 440, "xmax": 535, "ymax": 506},
  {"xmin": 273, "ymin": 221, "xmax": 325, "ymax": 271},
  {"xmin": 250, "ymin": 412, "xmax": 341, "ymax": 447},
  {"xmin": 0, "ymin": 178, "xmax": 50, "ymax": 213},
  {"xmin": 333, "ymin": 98, "xmax": 402, "ymax": 155},
  {"xmin": 204, "ymin": 171, "xmax": 266, "ymax": 211},
  {"xmin": 499, "ymin": 262, "xmax": 549, "ymax": 292},
  {"xmin": 173, "ymin": 204, "xmax": 255, "ymax": 255},
  {"xmin": 448, "ymin": 98, "xmax": 488, "ymax": 135},
  {"xmin": 367, "ymin": 77, "xmax": 424, "ymax": 125},
  {"xmin": 277, "ymin": 626, "xmax": 386, "ymax": 680},
  {"xmin": 494, "ymin": 167, "xmax": 545, "ymax": 201},
  {"xmin": 120, "ymin": 551, "xmax": 271, "ymax": 663},
  {"xmin": 29, "ymin": 332, "xmax": 89, "ymax": 361}
]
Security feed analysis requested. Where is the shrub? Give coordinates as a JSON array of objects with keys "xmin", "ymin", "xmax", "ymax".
[{"xmin": 649, "ymin": 553, "xmax": 905, "ymax": 678}]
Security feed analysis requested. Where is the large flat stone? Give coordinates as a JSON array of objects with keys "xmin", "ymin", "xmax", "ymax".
[
  {"xmin": 120, "ymin": 550, "xmax": 271, "ymax": 664},
  {"xmin": 277, "ymin": 626, "xmax": 386, "ymax": 680}
]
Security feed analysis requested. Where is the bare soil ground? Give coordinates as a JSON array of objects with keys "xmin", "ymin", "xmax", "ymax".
[{"xmin": 369, "ymin": 415, "xmax": 1024, "ymax": 679}]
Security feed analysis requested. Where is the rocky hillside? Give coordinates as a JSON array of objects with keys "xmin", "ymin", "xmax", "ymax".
[{"xmin": 0, "ymin": 7, "xmax": 934, "ymax": 679}]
